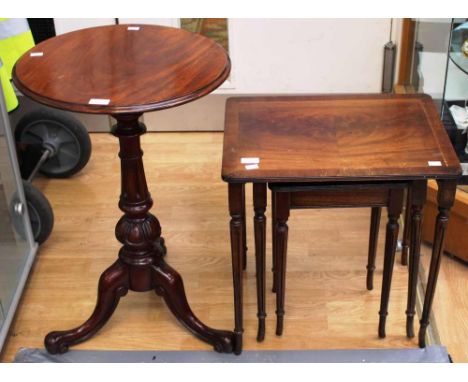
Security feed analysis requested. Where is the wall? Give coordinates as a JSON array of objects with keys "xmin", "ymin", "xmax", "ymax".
[{"xmin": 224, "ymin": 19, "xmax": 390, "ymax": 94}]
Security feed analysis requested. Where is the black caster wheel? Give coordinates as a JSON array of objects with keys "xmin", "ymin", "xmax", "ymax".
[
  {"xmin": 11, "ymin": 181, "xmax": 54, "ymax": 244},
  {"xmin": 15, "ymin": 109, "xmax": 91, "ymax": 178}
]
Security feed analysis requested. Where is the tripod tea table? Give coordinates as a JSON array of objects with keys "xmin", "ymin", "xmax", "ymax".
[{"xmin": 13, "ymin": 24, "xmax": 236, "ymax": 354}]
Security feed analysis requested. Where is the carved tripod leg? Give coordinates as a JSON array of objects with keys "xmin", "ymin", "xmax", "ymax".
[
  {"xmin": 273, "ymin": 191, "xmax": 290, "ymax": 336},
  {"xmin": 405, "ymin": 180, "xmax": 427, "ymax": 338},
  {"xmin": 418, "ymin": 179, "xmax": 457, "ymax": 348},
  {"xmin": 228, "ymin": 183, "xmax": 245, "ymax": 354},
  {"xmin": 152, "ymin": 261, "xmax": 234, "ymax": 353},
  {"xmin": 44, "ymin": 260, "xmax": 129, "ymax": 354},
  {"xmin": 253, "ymin": 183, "xmax": 267, "ymax": 342},
  {"xmin": 366, "ymin": 207, "xmax": 381, "ymax": 290},
  {"xmin": 401, "ymin": 188, "xmax": 413, "ymax": 266},
  {"xmin": 378, "ymin": 188, "xmax": 404, "ymax": 338}
]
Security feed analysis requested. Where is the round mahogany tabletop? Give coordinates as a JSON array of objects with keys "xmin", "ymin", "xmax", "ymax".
[{"xmin": 13, "ymin": 24, "xmax": 231, "ymax": 114}]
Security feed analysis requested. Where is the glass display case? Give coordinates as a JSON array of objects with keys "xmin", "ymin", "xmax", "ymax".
[
  {"xmin": 411, "ymin": 18, "xmax": 468, "ymax": 184},
  {"xmin": 0, "ymin": 84, "xmax": 37, "ymax": 351}
]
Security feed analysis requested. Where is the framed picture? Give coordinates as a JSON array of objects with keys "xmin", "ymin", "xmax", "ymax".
[{"xmin": 180, "ymin": 18, "xmax": 229, "ymax": 52}]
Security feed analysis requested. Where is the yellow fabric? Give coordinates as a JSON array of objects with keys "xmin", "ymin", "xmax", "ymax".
[
  {"xmin": 0, "ymin": 63, "xmax": 18, "ymax": 112},
  {"xmin": 0, "ymin": 30, "xmax": 35, "ymax": 79},
  {"xmin": 0, "ymin": 19, "xmax": 34, "ymax": 112}
]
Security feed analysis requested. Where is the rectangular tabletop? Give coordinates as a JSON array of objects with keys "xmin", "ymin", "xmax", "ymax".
[{"xmin": 222, "ymin": 94, "xmax": 461, "ymax": 183}]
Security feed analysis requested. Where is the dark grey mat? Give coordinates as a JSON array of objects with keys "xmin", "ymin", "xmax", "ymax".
[{"xmin": 14, "ymin": 346, "xmax": 450, "ymax": 363}]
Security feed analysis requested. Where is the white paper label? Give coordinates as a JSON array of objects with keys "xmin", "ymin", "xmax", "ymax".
[
  {"xmin": 127, "ymin": 26, "xmax": 140, "ymax": 31},
  {"xmin": 428, "ymin": 161, "xmax": 442, "ymax": 167},
  {"xmin": 241, "ymin": 157, "xmax": 260, "ymax": 164},
  {"xmin": 245, "ymin": 164, "xmax": 259, "ymax": 170},
  {"xmin": 88, "ymin": 98, "xmax": 110, "ymax": 105},
  {"xmin": 30, "ymin": 52, "xmax": 43, "ymax": 57}
]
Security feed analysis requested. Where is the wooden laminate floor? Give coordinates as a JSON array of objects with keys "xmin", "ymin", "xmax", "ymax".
[{"xmin": 1, "ymin": 132, "xmax": 467, "ymax": 362}]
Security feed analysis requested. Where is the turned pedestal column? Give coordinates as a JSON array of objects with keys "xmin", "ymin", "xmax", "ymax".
[{"xmin": 45, "ymin": 115, "xmax": 234, "ymax": 353}]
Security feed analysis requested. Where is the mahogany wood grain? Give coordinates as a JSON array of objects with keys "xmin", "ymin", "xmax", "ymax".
[
  {"xmin": 273, "ymin": 191, "xmax": 290, "ymax": 336},
  {"xmin": 241, "ymin": 184, "xmax": 247, "ymax": 270},
  {"xmin": 13, "ymin": 24, "xmax": 230, "ymax": 114},
  {"xmin": 223, "ymin": 94, "xmax": 461, "ymax": 349},
  {"xmin": 222, "ymin": 94, "xmax": 460, "ymax": 183},
  {"xmin": 419, "ymin": 179, "xmax": 458, "ymax": 347},
  {"xmin": 289, "ymin": 188, "xmax": 390, "ymax": 208},
  {"xmin": 228, "ymin": 183, "xmax": 245, "ymax": 355},
  {"xmin": 253, "ymin": 183, "xmax": 267, "ymax": 341},
  {"xmin": 270, "ymin": 182, "xmax": 406, "ymax": 338},
  {"xmin": 405, "ymin": 180, "xmax": 427, "ymax": 338},
  {"xmin": 13, "ymin": 24, "xmax": 234, "ymax": 354},
  {"xmin": 271, "ymin": 190, "xmax": 277, "ymax": 293},
  {"xmin": 367, "ymin": 207, "xmax": 381, "ymax": 291},
  {"xmin": 45, "ymin": 115, "xmax": 235, "ymax": 354},
  {"xmin": 378, "ymin": 188, "xmax": 404, "ymax": 338},
  {"xmin": 370, "ymin": 191, "xmax": 412, "ymax": 270},
  {"xmin": 401, "ymin": 190, "xmax": 413, "ymax": 265}
]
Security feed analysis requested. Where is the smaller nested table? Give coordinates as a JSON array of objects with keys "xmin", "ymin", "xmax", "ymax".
[
  {"xmin": 222, "ymin": 94, "xmax": 461, "ymax": 348},
  {"xmin": 13, "ymin": 24, "xmax": 236, "ymax": 354}
]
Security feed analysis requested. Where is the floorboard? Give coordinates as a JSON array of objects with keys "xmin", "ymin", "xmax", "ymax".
[{"xmin": 1, "ymin": 132, "xmax": 466, "ymax": 362}]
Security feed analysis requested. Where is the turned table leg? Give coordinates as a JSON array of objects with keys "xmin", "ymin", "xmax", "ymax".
[
  {"xmin": 253, "ymin": 183, "xmax": 267, "ymax": 342},
  {"xmin": 418, "ymin": 179, "xmax": 457, "ymax": 348},
  {"xmin": 241, "ymin": 183, "xmax": 247, "ymax": 270},
  {"xmin": 273, "ymin": 191, "xmax": 290, "ymax": 336},
  {"xmin": 366, "ymin": 207, "xmax": 381, "ymax": 291},
  {"xmin": 378, "ymin": 188, "xmax": 404, "ymax": 338},
  {"xmin": 401, "ymin": 188, "xmax": 413, "ymax": 266},
  {"xmin": 405, "ymin": 180, "xmax": 427, "ymax": 338},
  {"xmin": 45, "ymin": 114, "xmax": 235, "ymax": 354},
  {"xmin": 271, "ymin": 191, "xmax": 277, "ymax": 293},
  {"xmin": 228, "ymin": 182, "xmax": 245, "ymax": 354}
]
